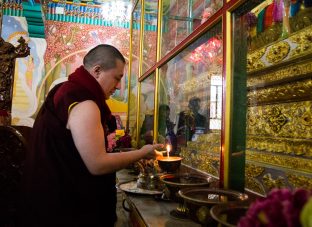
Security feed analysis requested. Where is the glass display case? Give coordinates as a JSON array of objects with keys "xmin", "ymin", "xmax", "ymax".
[{"xmin": 128, "ymin": 0, "xmax": 312, "ymax": 194}]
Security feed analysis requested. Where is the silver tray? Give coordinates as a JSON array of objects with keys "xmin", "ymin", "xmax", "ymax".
[{"xmin": 117, "ymin": 180, "xmax": 163, "ymax": 195}]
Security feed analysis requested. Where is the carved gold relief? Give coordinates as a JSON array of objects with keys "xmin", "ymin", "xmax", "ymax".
[
  {"xmin": 266, "ymin": 41, "xmax": 290, "ymax": 64},
  {"xmin": 245, "ymin": 176, "xmax": 266, "ymax": 195},
  {"xmin": 262, "ymin": 173, "xmax": 287, "ymax": 190},
  {"xmin": 247, "ymin": 78, "xmax": 312, "ymax": 105},
  {"xmin": 289, "ymin": 26, "xmax": 312, "ymax": 58},
  {"xmin": 301, "ymin": 111, "xmax": 312, "ymax": 126},
  {"xmin": 247, "ymin": 25, "xmax": 312, "ymax": 73},
  {"xmin": 186, "ymin": 133, "xmax": 221, "ymax": 154},
  {"xmin": 247, "ymin": 61, "xmax": 312, "ymax": 87},
  {"xmin": 180, "ymin": 148, "xmax": 219, "ymax": 177},
  {"xmin": 247, "ymin": 102, "xmax": 312, "ymax": 138},
  {"xmin": 245, "ymin": 164, "xmax": 266, "ymax": 195},
  {"xmin": 245, "ymin": 164, "xmax": 264, "ymax": 178},
  {"xmin": 287, "ymin": 173, "xmax": 312, "ymax": 189},
  {"xmin": 247, "ymin": 47, "xmax": 266, "ymax": 72},
  {"xmin": 246, "ymin": 151, "xmax": 312, "ymax": 173},
  {"xmin": 247, "ymin": 135, "xmax": 312, "ymax": 157},
  {"xmin": 264, "ymin": 107, "xmax": 288, "ymax": 133}
]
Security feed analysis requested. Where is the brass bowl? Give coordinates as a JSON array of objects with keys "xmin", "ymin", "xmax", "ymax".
[
  {"xmin": 159, "ymin": 173, "xmax": 215, "ymax": 219},
  {"xmin": 159, "ymin": 173, "xmax": 214, "ymax": 202},
  {"xmin": 178, "ymin": 188, "xmax": 249, "ymax": 225},
  {"xmin": 210, "ymin": 203, "xmax": 249, "ymax": 227},
  {"xmin": 156, "ymin": 156, "xmax": 182, "ymax": 173}
]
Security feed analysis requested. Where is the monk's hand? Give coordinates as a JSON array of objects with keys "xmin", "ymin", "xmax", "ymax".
[{"xmin": 140, "ymin": 144, "xmax": 163, "ymax": 159}]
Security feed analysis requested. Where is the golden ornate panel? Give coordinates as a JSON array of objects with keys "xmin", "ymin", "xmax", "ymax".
[
  {"xmin": 246, "ymin": 24, "xmax": 312, "ymax": 196},
  {"xmin": 180, "ymin": 132, "xmax": 221, "ymax": 178}
]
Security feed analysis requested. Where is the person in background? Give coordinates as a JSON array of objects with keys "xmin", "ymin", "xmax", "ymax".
[
  {"xmin": 177, "ymin": 96, "xmax": 207, "ymax": 142},
  {"xmin": 19, "ymin": 44, "xmax": 163, "ymax": 227},
  {"xmin": 139, "ymin": 104, "xmax": 178, "ymax": 154},
  {"xmin": 158, "ymin": 104, "xmax": 178, "ymax": 155}
]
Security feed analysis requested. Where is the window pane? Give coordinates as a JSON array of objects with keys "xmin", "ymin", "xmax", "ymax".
[
  {"xmin": 158, "ymin": 22, "xmax": 223, "ymax": 178},
  {"xmin": 161, "ymin": 0, "xmax": 223, "ymax": 57}
]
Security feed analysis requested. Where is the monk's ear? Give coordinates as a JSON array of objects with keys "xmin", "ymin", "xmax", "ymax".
[{"xmin": 92, "ymin": 65, "xmax": 101, "ymax": 79}]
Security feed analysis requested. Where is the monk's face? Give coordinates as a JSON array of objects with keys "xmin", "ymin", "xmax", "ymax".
[{"xmin": 97, "ymin": 59, "xmax": 125, "ymax": 99}]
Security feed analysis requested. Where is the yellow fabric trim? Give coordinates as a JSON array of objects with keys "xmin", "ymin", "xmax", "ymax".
[{"xmin": 68, "ymin": 102, "xmax": 79, "ymax": 114}]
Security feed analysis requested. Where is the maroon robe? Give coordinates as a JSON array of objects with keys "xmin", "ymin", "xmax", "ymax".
[{"xmin": 20, "ymin": 66, "xmax": 116, "ymax": 226}]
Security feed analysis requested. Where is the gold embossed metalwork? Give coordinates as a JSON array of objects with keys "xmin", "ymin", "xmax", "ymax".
[
  {"xmin": 247, "ymin": 102, "xmax": 312, "ymax": 139},
  {"xmin": 289, "ymin": 26, "xmax": 312, "ymax": 58},
  {"xmin": 245, "ymin": 15, "xmax": 312, "ymax": 196},
  {"xmin": 246, "ymin": 135, "xmax": 312, "ymax": 157},
  {"xmin": 302, "ymin": 111, "xmax": 312, "ymax": 127},
  {"xmin": 264, "ymin": 107, "xmax": 288, "ymax": 134},
  {"xmin": 244, "ymin": 164, "xmax": 266, "ymax": 195},
  {"xmin": 247, "ymin": 26, "xmax": 312, "ymax": 74},
  {"xmin": 187, "ymin": 133, "xmax": 221, "ymax": 154},
  {"xmin": 245, "ymin": 164, "xmax": 264, "ymax": 178},
  {"xmin": 246, "ymin": 151, "xmax": 312, "ymax": 173},
  {"xmin": 247, "ymin": 47, "xmax": 266, "ymax": 72},
  {"xmin": 245, "ymin": 176, "xmax": 266, "ymax": 195},
  {"xmin": 287, "ymin": 173, "xmax": 312, "ymax": 189},
  {"xmin": 249, "ymin": 9, "xmax": 312, "ymax": 52},
  {"xmin": 262, "ymin": 173, "xmax": 286, "ymax": 191},
  {"xmin": 180, "ymin": 146, "xmax": 220, "ymax": 178},
  {"xmin": 266, "ymin": 41, "xmax": 290, "ymax": 64},
  {"xmin": 247, "ymin": 61, "xmax": 312, "ymax": 87},
  {"xmin": 179, "ymin": 72, "xmax": 214, "ymax": 93},
  {"xmin": 248, "ymin": 78, "xmax": 312, "ymax": 105}
]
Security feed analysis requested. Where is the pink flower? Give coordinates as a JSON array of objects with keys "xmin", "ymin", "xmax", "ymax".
[{"xmin": 238, "ymin": 188, "xmax": 312, "ymax": 227}]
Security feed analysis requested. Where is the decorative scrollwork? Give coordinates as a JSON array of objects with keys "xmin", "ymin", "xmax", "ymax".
[
  {"xmin": 262, "ymin": 173, "xmax": 286, "ymax": 191},
  {"xmin": 287, "ymin": 173, "xmax": 312, "ymax": 189},
  {"xmin": 289, "ymin": 26, "xmax": 312, "ymax": 58},
  {"xmin": 247, "ymin": 60, "xmax": 312, "ymax": 87},
  {"xmin": 264, "ymin": 106, "xmax": 288, "ymax": 134},
  {"xmin": 247, "ymin": 151, "xmax": 312, "ymax": 173},
  {"xmin": 266, "ymin": 41, "xmax": 290, "ymax": 64},
  {"xmin": 247, "ymin": 47, "xmax": 266, "ymax": 72}
]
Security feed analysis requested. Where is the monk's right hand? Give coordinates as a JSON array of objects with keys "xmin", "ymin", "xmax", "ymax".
[{"xmin": 140, "ymin": 144, "xmax": 164, "ymax": 160}]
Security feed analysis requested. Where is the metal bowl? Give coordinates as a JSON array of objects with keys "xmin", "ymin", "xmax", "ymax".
[
  {"xmin": 159, "ymin": 173, "xmax": 215, "ymax": 219},
  {"xmin": 156, "ymin": 156, "xmax": 182, "ymax": 173},
  {"xmin": 178, "ymin": 188, "xmax": 249, "ymax": 225},
  {"xmin": 159, "ymin": 173, "xmax": 214, "ymax": 202},
  {"xmin": 210, "ymin": 203, "xmax": 249, "ymax": 227}
]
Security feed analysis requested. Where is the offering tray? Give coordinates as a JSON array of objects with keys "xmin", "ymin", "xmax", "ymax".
[{"xmin": 117, "ymin": 180, "xmax": 163, "ymax": 195}]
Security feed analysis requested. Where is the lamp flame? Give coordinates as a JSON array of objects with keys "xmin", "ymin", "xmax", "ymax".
[{"xmin": 166, "ymin": 144, "xmax": 171, "ymax": 158}]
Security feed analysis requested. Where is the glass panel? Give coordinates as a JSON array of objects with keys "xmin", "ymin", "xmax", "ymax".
[
  {"xmin": 161, "ymin": 0, "xmax": 223, "ymax": 57},
  {"xmin": 233, "ymin": 1, "xmax": 312, "ymax": 195},
  {"xmin": 158, "ymin": 22, "xmax": 223, "ymax": 178},
  {"xmin": 139, "ymin": 74, "xmax": 155, "ymax": 146},
  {"xmin": 142, "ymin": 0, "xmax": 158, "ymax": 75},
  {"xmin": 128, "ymin": 1, "xmax": 141, "ymax": 147}
]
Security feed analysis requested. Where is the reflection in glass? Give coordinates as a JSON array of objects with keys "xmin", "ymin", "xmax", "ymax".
[
  {"xmin": 128, "ymin": 1, "xmax": 141, "ymax": 147},
  {"xmin": 142, "ymin": 0, "xmax": 158, "ymax": 75},
  {"xmin": 139, "ymin": 74, "xmax": 155, "ymax": 146},
  {"xmin": 158, "ymin": 22, "xmax": 223, "ymax": 177},
  {"xmin": 161, "ymin": 0, "xmax": 223, "ymax": 57}
]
